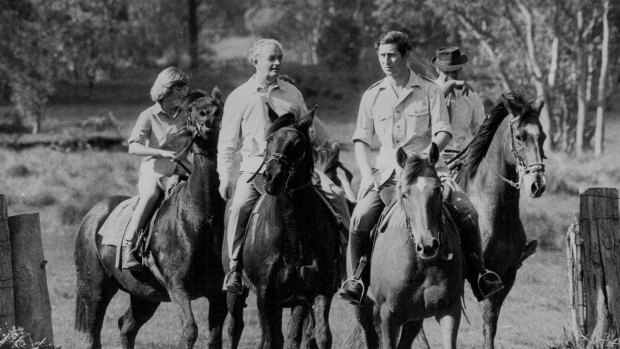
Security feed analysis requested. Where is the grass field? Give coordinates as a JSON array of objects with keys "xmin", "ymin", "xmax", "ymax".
[{"xmin": 1, "ymin": 47, "xmax": 619, "ymax": 348}]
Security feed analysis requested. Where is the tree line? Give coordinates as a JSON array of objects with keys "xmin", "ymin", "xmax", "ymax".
[{"xmin": 1, "ymin": 0, "xmax": 618, "ymax": 156}]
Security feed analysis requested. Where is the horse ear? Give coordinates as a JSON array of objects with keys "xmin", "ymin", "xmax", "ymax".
[
  {"xmin": 211, "ymin": 86, "xmax": 222, "ymax": 101},
  {"xmin": 396, "ymin": 147, "xmax": 408, "ymax": 168},
  {"xmin": 298, "ymin": 105, "xmax": 318, "ymax": 130},
  {"xmin": 266, "ymin": 102, "xmax": 279, "ymax": 122},
  {"xmin": 534, "ymin": 99, "xmax": 545, "ymax": 115},
  {"xmin": 428, "ymin": 142, "xmax": 439, "ymax": 166}
]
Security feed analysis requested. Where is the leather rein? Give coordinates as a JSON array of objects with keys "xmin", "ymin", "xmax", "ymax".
[{"xmin": 247, "ymin": 126, "xmax": 313, "ymax": 195}]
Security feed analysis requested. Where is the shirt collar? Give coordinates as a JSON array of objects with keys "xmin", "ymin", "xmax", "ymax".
[
  {"xmin": 153, "ymin": 102, "xmax": 164, "ymax": 114},
  {"xmin": 378, "ymin": 69, "xmax": 422, "ymax": 90},
  {"xmin": 250, "ymin": 75, "xmax": 281, "ymax": 93}
]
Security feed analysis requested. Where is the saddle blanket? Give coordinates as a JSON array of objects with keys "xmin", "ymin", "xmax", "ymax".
[{"xmin": 98, "ymin": 196, "xmax": 139, "ymax": 247}]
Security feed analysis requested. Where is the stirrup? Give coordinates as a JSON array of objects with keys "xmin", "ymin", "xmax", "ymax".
[
  {"xmin": 338, "ymin": 278, "xmax": 366, "ymax": 306},
  {"xmin": 478, "ymin": 269, "xmax": 504, "ymax": 299},
  {"xmin": 222, "ymin": 270, "xmax": 243, "ymax": 295}
]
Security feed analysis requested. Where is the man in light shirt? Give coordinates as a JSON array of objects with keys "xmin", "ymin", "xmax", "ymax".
[
  {"xmin": 217, "ymin": 39, "xmax": 347, "ymax": 295},
  {"xmin": 432, "ymin": 47, "xmax": 486, "ymax": 169},
  {"xmin": 337, "ymin": 32, "xmax": 503, "ymax": 306}
]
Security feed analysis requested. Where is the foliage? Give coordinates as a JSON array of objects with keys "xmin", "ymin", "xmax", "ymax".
[
  {"xmin": 0, "ymin": 327, "xmax": 55, "ymax": 349},
  {"xmin": 316, "ymin": 15, "xmax": 362, "ymax": 71}
]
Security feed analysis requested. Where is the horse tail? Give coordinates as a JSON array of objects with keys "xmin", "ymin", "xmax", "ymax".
[{"xmin": 74, "ymin": 290, "xmax": 88, "ymax": 332}]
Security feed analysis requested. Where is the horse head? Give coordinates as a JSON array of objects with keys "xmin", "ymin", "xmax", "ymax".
[
  {"xmin": 396, "ymin": 143, "xmax": 443, "ymax": 260},
  {"xmin": 263, "ymin": 104, "xmax": 317, "ymax": 195},
  {"xmin": 183, "ymin": 87, "xmax": 223, "ymax": 152},
  {"xmin": 501, "ymin": 93, "xmax": 547, "ymax": 198}
]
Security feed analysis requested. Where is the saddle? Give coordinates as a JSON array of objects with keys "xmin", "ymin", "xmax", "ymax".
[{"xmin": 98, "ymin": 175, "xmax": 185, "ymax": 271}]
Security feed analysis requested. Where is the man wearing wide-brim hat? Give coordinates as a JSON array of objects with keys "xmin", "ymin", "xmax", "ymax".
[{"xmin": 432, "ymin": 46, "xmax": 504, "ymax": 301}]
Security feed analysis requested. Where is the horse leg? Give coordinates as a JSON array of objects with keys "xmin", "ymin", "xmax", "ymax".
[
  {"xmin": 481, "ymin": 270, "xmax": 516, "ymax": 349},
  {"xmin": 396, "ymin": 321, "xmax": 422, "ymax": 349},
  {"xmin": 170, "ymin": 287, "xmax": 199, "ymax": 349},
  {"xmin": 435, "ymin": 300, "xmax": 462, "ymax": 349},
  {"xmin": 75, "ymin": 275, "xmax": 118, "ymax": 349},
  {"xmin": 256, "ymin": 292, "xmax": 284, "ymax": 349},
  {"xmin": 379, "ymin": 304, "xmax": 403, "ymax": 349},
  {"xmin": 118, "ymin": 295, "xmax": 159, "ymax": 349},
  {"xmin": 286, "ymin": 305, "xmax": 308, "ymax": 349},
  {"xmin": 206, "ymin": 290, "xmax": 228, "ymax": 349},
  {"xmin": 226, "ymin": 292, "xmax": 246, "ymax": 349},
  {"xmin": 307, "ymin": 294, "xmax": 332, "ymax": 349}
]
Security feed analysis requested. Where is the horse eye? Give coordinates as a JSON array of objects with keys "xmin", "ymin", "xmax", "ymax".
[{"xmin": 515, "ymin": 133, "xmax": 524, "ymax": 142}]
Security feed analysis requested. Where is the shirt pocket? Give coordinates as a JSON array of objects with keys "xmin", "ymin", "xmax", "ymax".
[
  {"xmin": 371, "ymin": 108, "xmax": 391, "ymax": 140},
  {"xmin": 404, "ymin": 100, "xmax": 430, "ymax": 134}
]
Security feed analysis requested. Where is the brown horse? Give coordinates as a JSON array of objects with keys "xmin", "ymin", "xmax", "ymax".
[
  {"xmin": 454, "ymin": 92, "xmax": 546, "ymax": 349},
  {"xmin": 73, "ymin": 88, "xmax": 233, "ymax": 349},
  {"xmin": 348, "ymin": 143, "xmax": 464, "ymax": 349},
  {"xmin": 232, "ymin": 106, "xmax": 340, "ymax": 349}
]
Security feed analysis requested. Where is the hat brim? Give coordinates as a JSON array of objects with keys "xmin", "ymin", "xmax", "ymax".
[{"xmin": 431, "ymin": 55, "xmax": 468, "ymax": 72}]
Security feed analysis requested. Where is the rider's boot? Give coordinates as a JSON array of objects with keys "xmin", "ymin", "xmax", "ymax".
[
  {"xmin": 338, "ymin": 230, "xmax": 370, "ymax": 306},
  {"xmin": 223, "ymin": 260, "xmax": 244, "ymax": 295},
  {"xmin": 123, "ymin": 229, "xmax": 143, "ymax": 272}
]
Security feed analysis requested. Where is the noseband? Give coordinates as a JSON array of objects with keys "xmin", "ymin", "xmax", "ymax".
[
  {"xmin": 497, "ymin": 95, "xmax": 546, "ymax": 189},
  {"xmin": 248, "ymin": 126, "xmax": 312, "ymax": 194}
]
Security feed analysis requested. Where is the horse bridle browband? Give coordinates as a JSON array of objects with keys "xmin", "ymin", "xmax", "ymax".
[{"xmin": 247, "ymin": 126, "xmax": 312, "ymax": 194}]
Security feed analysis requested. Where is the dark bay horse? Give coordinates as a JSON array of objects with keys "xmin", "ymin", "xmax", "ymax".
[
  {"xmin": 239, "ymin": 107, "xmax": 340, "ymax": 349},
  {"xmin": 74, "ymin": 88, "xmax": 232, "ymax": 349},
  {"xmin": 454, "ymin": 92, "xmax": 546, "ymax": 349},
  {"xmin": 349, "ymin": 144, "xmax": 463, "ymax": 349}
]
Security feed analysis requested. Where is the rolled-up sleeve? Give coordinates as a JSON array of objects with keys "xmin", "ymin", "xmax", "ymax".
[
  {"xmin": 217, "ymin": 92, "xmax": 243, "ymax": 183},
  {"xmin": 128, "ymin": 110, "xmax": 151, "ymax": 145},
  {"xmin": 351, "ymin": 91, "xmax": 374, "ymax": 146},
  {"xmin": 429, "ymin": 86, "xmax": 452, "ymax": 138}
]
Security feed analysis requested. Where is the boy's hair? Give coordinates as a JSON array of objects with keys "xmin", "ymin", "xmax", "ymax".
[
  {"xmin": 150, "ymin": 66, "xmax": 190, "ymax": 102},
  {"xmin": 374, "ymin": 31, "xmax": 413, "ymax": 57}
]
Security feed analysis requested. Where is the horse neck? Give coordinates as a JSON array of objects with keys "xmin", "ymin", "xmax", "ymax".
[
  {"xmin": 186, "ymin": 150, "xmax": 219, "ymax": 213},
  {"xmin": 473, "ymin": 118, "xmax": 521, "ymax": 216}
]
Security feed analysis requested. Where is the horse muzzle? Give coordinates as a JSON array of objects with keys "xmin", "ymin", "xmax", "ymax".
[
  {"xmin": 523, "ymin": 170, "xmax": 546, "ymax": 198},
  {"xmin": 415, "ymin": 236, "xmax": 440, "ymax": 260},
  {"xmin": 263, "ymin": 167, "xmax": 286, "ymax": 196}
]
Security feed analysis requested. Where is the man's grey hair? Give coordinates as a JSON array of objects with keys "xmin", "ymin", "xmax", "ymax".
[{"xmin": 248, "ymin": 39, "xmax": 283, "ymax": 64}]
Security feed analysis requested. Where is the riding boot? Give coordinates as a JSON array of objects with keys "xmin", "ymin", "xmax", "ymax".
[
  {"xmin": 223, "ymin": 260, "xmax": 244, "ymax": 295},
  {"xmin": 123, "ymin": 235, "xmax": 142, "ymax": 272},
  {"xmin": 457, "ymin": 212, "xmax": 504, "ymax": 300},
  {"xmin": 338, "ymin": 230, "xmax": 370, "ymax": 306}
]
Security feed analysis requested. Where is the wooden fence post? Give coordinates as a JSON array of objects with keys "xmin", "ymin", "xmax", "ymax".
[
  {"xmin": 8, "ymin": 213, "xmax": 53, "ymax": 345},
  {"xmin": 0, "ymin": 195, "xmax": 15, "ymax": 329},
  {"xmin": 567, "ymin": 187, "xmax": 620, "ymax": 342}
]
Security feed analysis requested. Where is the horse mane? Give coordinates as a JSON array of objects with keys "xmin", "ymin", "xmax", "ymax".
[
  {"xmin": 267, "ymin": 113, "xmax": 296, "ymax": 135},
  {"xmin": 402, "ymin": 154, "xmax": 437, "ymax": 186},
  {"xmin": 177, "ymin": 90, "xmax": 207, "ymax": 112},
  {"xmin": 314, "ymin": 141, "xmax": 339, "ymax": 173},
  {"xmin": 455, "ymin": 92, "xmax": 533, "ymax": 187}
]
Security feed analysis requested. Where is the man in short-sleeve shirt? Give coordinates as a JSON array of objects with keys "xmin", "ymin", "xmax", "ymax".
[{"xmin": 338, "ymin": 31, "xmax": 451, "ymax": 305}]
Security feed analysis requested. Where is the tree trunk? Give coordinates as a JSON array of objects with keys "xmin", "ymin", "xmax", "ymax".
[
  {"xmin": 0, "ymin": 195, "xmax": 15, "ymax": 328},
  {"xmin": 188, "ymin": 0, "xmax": 199, "ymax": 69},
  {"xmin": 575, "ymin": 8, "xmax": 587, "ymax": 156},
  {"xmin": 594, "ymin": 0, "xmax": 610, "ymax": 156}
]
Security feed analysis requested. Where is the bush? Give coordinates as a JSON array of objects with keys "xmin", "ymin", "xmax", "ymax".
[
  {"xmin": 549, "ymin": 330, "xmax": 620, "ymax": 348},
  {"xmin": 317, "ymin": 15, "xmax": 362, "ymax": 71},
  {"xmin": 6, "ymin": 164, "xmax": 32, "ymax": 178},
  {"xmin": 0, "ymin": 326, "xmax": 55, "ymax": 349}
]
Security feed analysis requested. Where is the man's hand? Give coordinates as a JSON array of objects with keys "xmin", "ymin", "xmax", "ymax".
[
  {"xmin": 219, "ymin": 180, "xmax": 233, "ymax": 201},
  {"xmin": 441, "ymin": 78, "xmax": 472, "ymax": 97},
  {"xmin": 357, "ymin": 168, "xmax": 374, "ymax": 201}
]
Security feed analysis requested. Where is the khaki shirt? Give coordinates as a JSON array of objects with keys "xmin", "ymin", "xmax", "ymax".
[
  {"xmin": 434, "ymin": 78, "xmax": 486, "ymax": 152},
  {"xmin": 217, "ymin": 75, "xmax": 331, "ymax": 184},
  {"xmin": 128, "ymin": 103, "xmax": 192, "ymax": 176},
  {"xmin": 352, "ymin": 70, "xmax": 452, "ymax": 186}
]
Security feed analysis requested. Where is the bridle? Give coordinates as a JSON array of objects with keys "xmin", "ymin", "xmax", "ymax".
[
  {"xmin": 491, "ymin": 95, "xmax": 546, "ymax": 189},
  {"xmin": 170, "ymin": 100, "xmax": 221, "ymax": 174},
  {"xmin": 248, "ymin": 126, "xmax": 312, "ymax": 194}
]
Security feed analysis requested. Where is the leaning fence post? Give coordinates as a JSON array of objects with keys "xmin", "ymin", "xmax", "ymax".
[
  {"xmin": 568, "ymin": 187, "xmax": 620, "ymax": 342},
  {"xmin": 8, "ymin": 213, "xmax": 54, "ymax": 345},
  {"xmin": 0, "ymin": 195, "xmax": 15, "ymax": 329}
]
